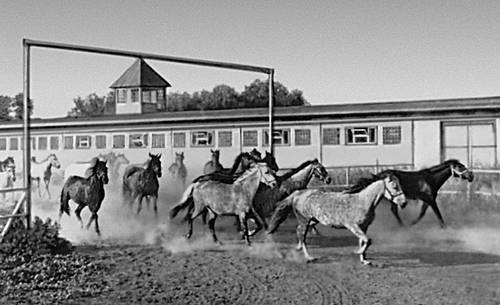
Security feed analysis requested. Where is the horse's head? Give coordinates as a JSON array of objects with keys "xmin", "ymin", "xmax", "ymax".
[
  {"xmin": 382, "ymin": 174, "xmax": 406, "ymax": 208},
  {"xmin": 49, "ymin": 154, "xmax": 61, "ymax": 169},
  {"xmin": 448, "ymin": 159, "xmax": 474, "ymax": 182},
  {"xmin": 149, "ymin": 153, "xmax": 162, "ymax": 178},
  {"xmin": 175, "ymin": 152, "xmax": 184, "ymax": 163},
  {"xmin": 249, "ymin": 148, "xmax": 262, "ymax": 160},
  {"xmin": 115, "ymin": 153, "xmax": 130, "ymax": 166},
  {"xmin": 248, "ymin": 162, "xmax": 277, "ymax": 188},
  {"xmin": 311, "ymin": 159, "xmax": 331, "ymax": 184},
  {"xmin": 210, "ymin": 149, "xmax": 220, "ymax": 161},
  {"xmin": 263, "ymin": 151, "xmax": 279, "ymax": 172},
  {"xmin": 2, "ymin": 156, "xmax": 15, "ymax": 171},
  {"xmin": 92, "ymin": 159, "xmax": 109, "ymax": 184},
  {"xmin": 5, "ymin": 164, "xmax": 16, "ymax": 182}
]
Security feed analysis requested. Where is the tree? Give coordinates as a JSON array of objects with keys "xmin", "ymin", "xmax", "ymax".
[
  {"xmin": 239, "ymin": 79, "xmax": 308, "ymax": 108},
  {"xmin": 67, "ymin": 92, "xmax": 115, "ymax": 117},
  {"xmin": 0, "ymin": 95, "xmax": 11, "ymax": 120},
  {"xmin": 11, "ymin": 93, "xmax": 34, "ymax": 120}
]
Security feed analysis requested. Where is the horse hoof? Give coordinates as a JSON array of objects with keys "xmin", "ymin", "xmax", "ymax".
[
  {"xmin": 361, "ymin": 260, "xmax": 372, "ymax": 266},
  {"xmin": 306, "ymin": 257, "xmax": 317, "ymax": 263}
]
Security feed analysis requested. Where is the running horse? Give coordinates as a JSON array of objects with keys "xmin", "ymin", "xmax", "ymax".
[
  {"xmin": 268, "ymin": 173, "xmax": 406, "ymax": 265},
  {"xmin": 170, "ymin": 153, "xmax": 277, "ymax": 246},
  {"xmin": 378, "ymin": 159, "xmax": 474, "ymax": 227},
  {"xmin": 203, "ymin": 149, "xmax": 224, "ymax": 174},
  {"xmin": 32, "ymin": 153, "xmax": 61, "ymax": 199},
  {"xmin": 59, "ymin": 159, "xmax": 109, "ymax": 236},
  {"xmin": 122, "ymin": 153, "xmax": 162, "ymax": 217},
  {"xmin": 168, "ymin": 152, "xmax": 187, "ymax": 189}
]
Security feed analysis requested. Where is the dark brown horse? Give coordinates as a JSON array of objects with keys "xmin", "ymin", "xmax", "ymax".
[
  {"xmin": 122, "ymin": 153, "xmax": 162, "ymax": 217},
  {"xmin": 378, "ymin": 159, "xmax": 474, "ymax": 227},
  {"xmin": 59, "ymin": 159, "xmax": 109, "ymax": 236}
]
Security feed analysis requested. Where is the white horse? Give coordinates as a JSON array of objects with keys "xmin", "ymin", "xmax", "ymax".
[
  {"xmin": 32, "ymin": 153, "xmax": 61, "ymax": 199},
  {"xmin": 0, "ymin": 165, "xmax": 16, "ymax": 203}
]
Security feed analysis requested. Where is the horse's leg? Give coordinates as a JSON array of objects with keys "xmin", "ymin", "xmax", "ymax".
[
  {"xmin": 207, "ymin": 211, "xmax": 222, "ymax": 245},
  {"xmin": 344, "ymin": 223, "xmax": 372, "ymax": 265},
  {"xmin": 44, "ymin": 179, "xmax": 51, "ymax": 200},
  {"xmin": 295, "ymin": 215, "xmax": 314, "ymax": 261},
  {"xmin": 86, "ymin": 212, "xmax": 101, "ymax": 236},
  {"xmin": 136, "ymin": 195, "xmax": 143, "ymax": 215},
  {"xmin": 248, "ymin": 208, "xmax": 266, "ymax": 237},
  {"xmin": 427, "ymin": 198, "xmax": 446, "ymax": 228},
  {"xmin": 186, "ymin": 205, "xmax": 205, "ymax": 239},
  {"xmin": 152, "ymin": 195, "xmax": 158, "ymax": 219},
  {"xmin": 75, "ymin": 204, "xmax": 85, "ymax": 228},
  {"xmin": 390, "ymin": 203, "xmax": 404, "ymax": 226},
  {"xmin": 411, "ymin": 198, "xmax": 430, "ymax": 226},
  {"xmin": 239, "ymin": 213, "xmax": 251, "ymax": 246}
]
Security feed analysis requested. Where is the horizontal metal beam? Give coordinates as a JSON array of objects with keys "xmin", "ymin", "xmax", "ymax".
[
  {"xmin": 0, "ymin": 213, "xmax": 27, "ymax": 220},
  {"xmin": 24, "ymin": 39, "xmax": 273, "ymax": 74},
  {"xmin": 0, "ymin": 187, "xmax": 28, "ymax": 193}
]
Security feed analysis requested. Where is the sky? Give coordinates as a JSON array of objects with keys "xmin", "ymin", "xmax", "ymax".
[{"xmin": 2, "ymin": 0, "xmax": 500, "ymax": 118}]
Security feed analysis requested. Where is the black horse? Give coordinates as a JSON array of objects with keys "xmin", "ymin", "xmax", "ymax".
[
  {"xmin": 59, "ymin": 159, "xmax": 109, "ymax": 236},
  {"xmin": 378, "ymin": 159, "xmax": 474, "ymax": 227},
  {"xmin": 122, "ymin": 153, "xmax": 162, "ymax": 217}
]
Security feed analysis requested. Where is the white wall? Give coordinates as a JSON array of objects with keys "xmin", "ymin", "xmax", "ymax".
[{"xmin": 414, "ymin": 120, "xmax": 441, "ymax": 169}]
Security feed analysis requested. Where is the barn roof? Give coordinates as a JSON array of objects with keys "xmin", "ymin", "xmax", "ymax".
[
  {"xmin": 110, "ymin": 58, "xmax": 171, "ymax": 88},
  {"xmin": 2, "ymin": 95, "xmax": 500, "ymax": 131}
]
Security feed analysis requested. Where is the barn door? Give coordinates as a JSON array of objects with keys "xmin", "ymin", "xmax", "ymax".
[{"xmin": 442, "ymin": 121, "xmax": 496, "ymax": 168}]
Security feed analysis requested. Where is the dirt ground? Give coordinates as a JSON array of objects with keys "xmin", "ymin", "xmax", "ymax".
[{"xmin": 2, "ymin": 182, "xmax": 500, "ymax": 305}]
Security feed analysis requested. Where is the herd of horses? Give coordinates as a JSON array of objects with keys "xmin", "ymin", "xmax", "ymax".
[{"xmin": 0, "ymin": 149, "xmax": 474, "ymax": 265}]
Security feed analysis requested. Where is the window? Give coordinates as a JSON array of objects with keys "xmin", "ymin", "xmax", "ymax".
[
  {"xmin": 0, "ymin": 138, "xmax": 6, "ymax": 150},
  {"xmin": 323, "ymin": 128, "xmax": 340, "ymax": 145},
  {"xmin": 383, "ymin": 126, "xmax": 401, "ymax": 145},
  {"xmin": 9, "ymin": 138, "xmax": 18, "ymax": 150},
  {"xmin": 243, "ymin": 130, "xmax": 258, "ymax": 146},
  {"xmin": 157, "ymin": 89, "xmax": 165, "ymax": 101},
  {"xmin": 263, "ymin": 129, "xmax": 290, "ymax": 146},
  {"xmin": 64, "ymin": 136, "xmax": 73, "ymax": 149},
  {"xmin": 50, "ymin": 136, "xmax": 59, "ymax": 150},
  {"xmin": 113, "ymin": 135, "xmax": 125, "ymax": 148},
  {"xmin": 20, "ymin": 138, "xmax": 35, "ymax": 150},
  {"xmin": 142, "ymin": 89, "xmax": 156, "ymax": 103},
  {"xmin": 218, "ymin": 131, "xmax": 232, "ymax": 147},
  {"xmin": 346, "ymin": 127, "xmax": 377, "ymax": 145},
  {"xmin": 152, "ymin": 133, "xmax": 165, "ymax": 148},
  {"xmin": 38, "ymin": 137, "xmax": 48, "ymax": 150},
  {"xmin": 96, "ymin": 135, "xmax": 107, "ymax": 149},
  {"xmin": 191, "ymin": 131, "xmax": 214, "ymax": 147},
  {"xmin": 295, "ymin": 129, "xmax": 311, "ymax": 146},
  {"xmin": 173, "ymin": 132, "xmax": 185, "ymax": 148},
  {"xmin": 76, "ymin": 136, "xmax": 91, "ymax": 149},
  {"xmin": 129, "ymin": 133, "xmax": 148, "ymax": 148},
  {"xmin": 131, "ymin": 89, "xmax": 139, "ymax": 103},
  {"xmin": 117, "ymin": 89, "xmax": 127, "ymax": 103}
]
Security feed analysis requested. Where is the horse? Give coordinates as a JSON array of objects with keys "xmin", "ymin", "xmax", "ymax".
[
  {"xmin": 168, "ymin": 152, "xmax": 187, "ymax": 189},
  {"xmin": 0, "ymin": 164, "xmax": 16, "ymax": 202},
  {"xmin": 378, "ymin": 159, "xmax": 474, "ymax": 228},
  {"xmin": 122, "ymin": 153, "xmax": 162, "ymax": 217},
  {"xmin": 178, "ymin": 151, "xmax": 280, "ymax": 228},
  {"xmin": 203, "ymin": 149, "xmax": 224, "ymax": 174},
  {"xmin": 98, "ymin": 152, "xmax": 130, "ymax": 181},
  {"xmin": 246, "ymin": 158, "xmax": 332, "ymax": 236},
  {"xmin": 267, "ymin": 173, "xmax": 406, "ymax": 265},
  {"xmin": 170, "ymin": 154, "xmax": 277, "ymax": 246},
  {"xmin": 31, "ymin": 153, "xmax": 61, "ymax": 199},
  {"xmin": 59, "ymin": 159, "xmax": 109, "ymax": 236},
  {"xmin": 0, "ymin": 156, "xmax": 15, "ymax": 172}
]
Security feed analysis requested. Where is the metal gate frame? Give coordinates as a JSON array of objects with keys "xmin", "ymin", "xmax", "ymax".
[{"xmin": 1, "ymin": 38, "xmax": 275, "ymax": 241}]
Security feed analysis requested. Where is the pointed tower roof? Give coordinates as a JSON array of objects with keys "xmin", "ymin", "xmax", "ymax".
[{"xmin": 110, "ymin": 58, "xmax": 171, "ymax": 88}]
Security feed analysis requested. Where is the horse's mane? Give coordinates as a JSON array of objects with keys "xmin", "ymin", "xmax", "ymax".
[
  {"xmin": 277, "ymin": 159, "xmax": 315, "ymax": 182},
  {"xmin": 229, "ymin": 152, "xmax": 260, "ymax": 174},
  {"xmin": 343, "ymin": 173, "xmax": 384, "ymax": 194}
]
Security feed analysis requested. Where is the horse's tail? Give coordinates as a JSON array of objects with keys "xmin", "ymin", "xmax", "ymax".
[
  {"xmin": 267, "ymin": 196, "xmax": 295, "ymax": 234},
  {"xmin": 60, "ymin": 186, "xmax": 70, "ymax": 216},
  {"xmin": 169, "ymin": 183, "xmax": 196, "ymax": 220}
]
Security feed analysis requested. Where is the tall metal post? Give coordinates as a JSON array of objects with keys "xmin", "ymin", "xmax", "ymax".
[
  {"xmin": 23, "ymin": 41, "xmax": 31, "ymax": 229},
  {"xmin": 268, "ymin": 69, "xmax": 274, "ymax": 155}
]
